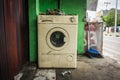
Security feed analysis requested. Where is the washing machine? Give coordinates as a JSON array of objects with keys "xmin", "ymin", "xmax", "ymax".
[{"xmin": 38, "ymin": 15, "xmax": 78, "ymax": 68}]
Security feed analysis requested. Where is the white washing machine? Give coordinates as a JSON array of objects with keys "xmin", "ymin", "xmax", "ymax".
[{"xmin": 38, "ymin": 15, "xmax": 78, "ymax": 68}]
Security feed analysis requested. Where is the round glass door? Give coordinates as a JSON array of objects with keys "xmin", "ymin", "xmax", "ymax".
[
  {"xmin": 50, "ymin": 31, "xmax": 65, "ymax": 47},
  {"xmin": 46, "ymin": 27, "xmax": 69, "ymax": 50}
]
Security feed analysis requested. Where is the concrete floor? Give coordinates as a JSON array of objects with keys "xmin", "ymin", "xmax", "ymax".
[{"xmin": 15, "ymin": 56, "xmax": 120, "ymax": 80}]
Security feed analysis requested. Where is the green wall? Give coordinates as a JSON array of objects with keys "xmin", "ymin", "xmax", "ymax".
[
  {"xmin": 29, "ymin": 0, "xmax": 86, "ymax": 62},
  {"xmin": 28, "ymin": 0, "xmax": 39, "ymax": 61},
  {"xmin": 39, "ymin": 0, "xmax": 57, "ymax": 12}
]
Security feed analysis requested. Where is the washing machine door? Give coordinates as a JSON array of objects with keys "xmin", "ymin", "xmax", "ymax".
[{"xmin": 46, "ymin": 27, "xmax": 69, "ymax": 50}]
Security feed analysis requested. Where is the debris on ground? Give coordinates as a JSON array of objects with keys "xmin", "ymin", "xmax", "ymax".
[
  {"xmin": 14, "ymin": 73, "xmax": 23, "ymax": 80},
  {"xmin": 34, "ymin": 69, "xmax": 56, "ymax": 80}
]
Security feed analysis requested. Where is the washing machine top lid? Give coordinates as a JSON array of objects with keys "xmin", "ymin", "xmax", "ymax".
[{"xmin": 38, "ymin": 15, "xmax": 78, "ymax": 24}]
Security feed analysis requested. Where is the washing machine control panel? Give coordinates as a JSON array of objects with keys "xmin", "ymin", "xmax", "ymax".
[{"xmin": 38, "ymin": 15, "xmax": 78, "ymax": 24}]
